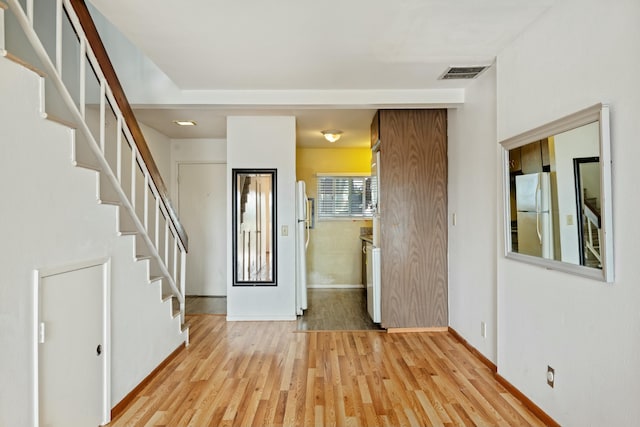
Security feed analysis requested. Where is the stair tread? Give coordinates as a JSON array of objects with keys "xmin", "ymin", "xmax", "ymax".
[
  {"xmin": 98, "ymin": 198, "xmax": 121, "ymax": 206},
  {"xmin": 73, "ymin": 160, "xmax": 101, "ymax": 172},
  {"xmin": 98, "ymin": 199, "xmax": 121, "ymax": 206},
  {"xmin": 2, "ymin": 29, "xmax": 189, "ymax": 352},
  {"xmin": 41, "ymin": 112, "xmax": 77, "ymax": 129},
  {"xmin": 1, "ymin": 50, "xmax": 47, "ymax": 77}
]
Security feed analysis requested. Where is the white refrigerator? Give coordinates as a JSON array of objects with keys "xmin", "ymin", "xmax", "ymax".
[
  {"xmin": 515, "ymin": 172, "xmax": 553, "ymax": 259},
  {"xmin": 368, "ymin": 148, "xmax": 381, "ymax": 323},
  {"xmin": 295, "ymin": 181, "xmax": 309, "ymax": 315}
]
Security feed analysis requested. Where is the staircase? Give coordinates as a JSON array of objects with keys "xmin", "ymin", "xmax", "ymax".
[
  {"xmin": 583, "ymin": 195, "xmax": 601, "ymax": 268},
  {"xmin": 0, "ymin": 0, "xmax": 189, "ymax": 420}
]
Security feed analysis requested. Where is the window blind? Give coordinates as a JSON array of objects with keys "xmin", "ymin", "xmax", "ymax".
[{"xmin": 317, "ymin": 175, "xmax": 376, "ymax": 218}]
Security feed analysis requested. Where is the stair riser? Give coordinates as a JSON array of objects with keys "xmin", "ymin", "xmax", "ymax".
[
  {"xmin": 1, "ymin": 55, "xmax": 187, "ymax": 424},
  {"xmin": 4, "ymin": 1, "xmax": 185, "ymax": 311},
  {"xmin": 98, "ymin": 172, "xmax": 121, "ymax": 205},
  {"xmin": 72, "ymin": 131, "xmax": 101, "ymax": 171}
]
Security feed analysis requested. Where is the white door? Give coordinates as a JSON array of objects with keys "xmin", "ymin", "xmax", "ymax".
[
  {"xmin": 39, "ymin": 263, "xmax": 107, "ymax": 427},
  {"xmin": 178, "ymin": 163, "xmax": 227, "ymax": 296}
]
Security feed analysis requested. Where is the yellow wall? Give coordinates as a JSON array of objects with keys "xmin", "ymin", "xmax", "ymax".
[{"xmin": 296, "ymin": 148, "xmax": 373, "ymax": 287}]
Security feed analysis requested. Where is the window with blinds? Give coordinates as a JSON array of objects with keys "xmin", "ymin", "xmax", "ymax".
[{"xmin": 317, "ymin": 175, "xmax": 376, "ymax": 218}]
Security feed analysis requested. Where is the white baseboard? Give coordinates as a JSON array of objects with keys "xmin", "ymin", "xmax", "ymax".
[
  {"xmin": 226, "ymin": 314, "xmax": 297, "ymax": 321},
  {"xmin": 307, "ymin": 284, "xmax": 365, "ymax": 289}
]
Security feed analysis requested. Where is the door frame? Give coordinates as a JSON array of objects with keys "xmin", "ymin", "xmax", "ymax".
[
  {"xmin": 32, "ymin": 258, "xmax": 111, "ymax": 427},
  {"xmin": 573, "ymin": 156, "xmax": 600, "ymax": 266}
]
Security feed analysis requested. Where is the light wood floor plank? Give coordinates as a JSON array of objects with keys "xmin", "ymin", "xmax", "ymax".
[{"xmin": 107, "ymin": 315, "xmax": 549, "ymax": 427}]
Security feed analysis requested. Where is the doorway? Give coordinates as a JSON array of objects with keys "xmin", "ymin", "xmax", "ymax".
[
  {"xmin": 573, "ymin": 156, "xmax": 601, "ymax": 267},
  {"xmin": 178, "ymin": 162, "xmax": 227, "ymax": 297},
  {"xmin": 36, "ymin": 259, "xmax": 110, "ymax": 427}
]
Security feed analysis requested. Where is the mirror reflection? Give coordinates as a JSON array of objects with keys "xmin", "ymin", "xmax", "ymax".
[
  {"xmin": 232, "ymin": 169, "xmax": 277, "ymax": 285},
  {"xmin": 508, "ymin": 121, "xmax": 601, "ymax": 268},
  {"xmin": 502, "ymin": 104, "xmax": 613, "ymax": 282}
]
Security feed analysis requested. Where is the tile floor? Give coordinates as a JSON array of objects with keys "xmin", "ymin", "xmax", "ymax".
[
  {"xmin": 185, "ymin": 296, "xmax": 227, "ymax": 315},
  {"xmin": 297, "ymin": 288, "xmax": 381, "ymax": 331},
  {"xmin": 185, "ymin": 288, "xmax": 381, "ymax": 331}
]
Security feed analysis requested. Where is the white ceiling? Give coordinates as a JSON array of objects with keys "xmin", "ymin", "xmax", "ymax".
[
  {"xmin": 88, "ymin": 0, "xmax": 557, "ymax": 147},
  {"xmin": 134, "ymin": 107, "xmax": 377, "ymax": 147}
]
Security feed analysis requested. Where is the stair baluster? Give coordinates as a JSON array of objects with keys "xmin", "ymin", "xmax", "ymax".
[{"xmin": 3, "ymin": 0, "xmax": 189, "ymax": 328}]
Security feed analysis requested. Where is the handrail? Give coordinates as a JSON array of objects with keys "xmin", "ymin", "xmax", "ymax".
[
  {"xmin": 68, "ymin": 0, "xmax": 188, "ymax": 252},
  {"xmin": 584, "ymin": 198, "xmax": 601, "ymax": 228},
  {"xmin": 5, "ymin": 0, "xmax": 188, "ymax": 323}
]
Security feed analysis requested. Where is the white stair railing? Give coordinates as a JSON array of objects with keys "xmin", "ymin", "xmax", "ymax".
[
  {"xmin": 583, "ymin": 203, "xmax": 601, "ymax": 264},
  {"xmin": 4, "ymin": 0, "xmax": 188, "ymax": 324}
]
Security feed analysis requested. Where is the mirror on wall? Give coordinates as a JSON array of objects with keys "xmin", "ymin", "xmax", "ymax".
[
  {"xmin": 232, "ymin": 169, "xmax": 277, "ymax": 286},
  {"xmin": 500, "ymin": 104, "xmax": 613, "ymax": 282}
]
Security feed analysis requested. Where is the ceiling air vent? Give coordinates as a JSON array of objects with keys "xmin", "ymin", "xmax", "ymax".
[{"xmin": 439, "ymin": 66, "xmax": 489, "ymax": 80}]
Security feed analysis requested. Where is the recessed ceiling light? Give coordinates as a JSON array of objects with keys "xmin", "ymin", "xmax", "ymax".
[{"xmin": 173, "ymin": 120, "xmax": 197, "ymax": 126}]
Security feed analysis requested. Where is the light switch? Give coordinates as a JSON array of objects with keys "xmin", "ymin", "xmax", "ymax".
[
  {"xmin": 566, "ymin": 214, "xmax": 574, "ymax": 226},
  {"xmin": 281, "ymin": 225, "xmax": 288, "ymax": 236},
  {"xmin": 452, "ymin": 213, "xmax": 457, "ymax": 226}
]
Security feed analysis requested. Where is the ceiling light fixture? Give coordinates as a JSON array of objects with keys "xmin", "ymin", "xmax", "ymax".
[
  {"xmin": 321, "ymin": 129, "xmax": 343, "ymax": 143},
  {"xmin": 173, "ymin": 120, "xmax": 197, "ymax": 126}
]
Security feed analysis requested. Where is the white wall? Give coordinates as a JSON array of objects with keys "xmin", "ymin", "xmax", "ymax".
[
  {"xmin": 496, "ymin": 0, "xmax": 640, "ymax": 425},
  {"xmin": 226, "ymin": 117, "xmax": 297, "ymax": 320},
  {"xmin": 448, "ymin": 66, "xmax": 498, "ymax": 362},
  {"xmin": 140, "ymin": 123, "xmax": 172, "ymax": 182},
  {"xmin": 552, "ymin": 122, "xmax": 599, "ymax": 264},
  {"xmin": 88, "ymin": 3, "xmax": 184, "ymax": 105},
  {"xmin": 0, "ymin": 57, "xmax": 184, "ymax": 426},
  {"xmin": 170, "ymin": 138, "xmax": 227, "ymax": 200}
]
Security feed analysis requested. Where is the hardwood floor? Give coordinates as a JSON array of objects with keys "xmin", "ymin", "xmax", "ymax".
[{"xmin": 108, "ymin": 315, "xmax": 547, "ymax": 427}]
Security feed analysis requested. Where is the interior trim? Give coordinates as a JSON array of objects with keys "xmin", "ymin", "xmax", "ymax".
[
  {"xmin": 386, "ymin": 327, "xmax": 448, "ymax": 333},
  {"xmin": 307, "ymin": 284, "xmax": 364, "ymax": 289},
  {"xmin": 448, "ymin": 327, "xmax": 560, "ymax": 427},
  {"xmin": 110, "ymin": 342, "xmax": 186, "ymax": 420},
  {"xmin": 448, "ymin": 327, "xmax": 497, "ymax": 372},
  {"xmin": 494, "ymin": 374, "xmax": 561, "ymax": 427}
]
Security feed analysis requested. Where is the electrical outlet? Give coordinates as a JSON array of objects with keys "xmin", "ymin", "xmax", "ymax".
[
  {"xmin": 547, "ymin": 366, "xmax": 555, "ymax": 388},
  {"xmin": 480, "ymin": 321, "xmax": 487, "ymax": 338}
]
